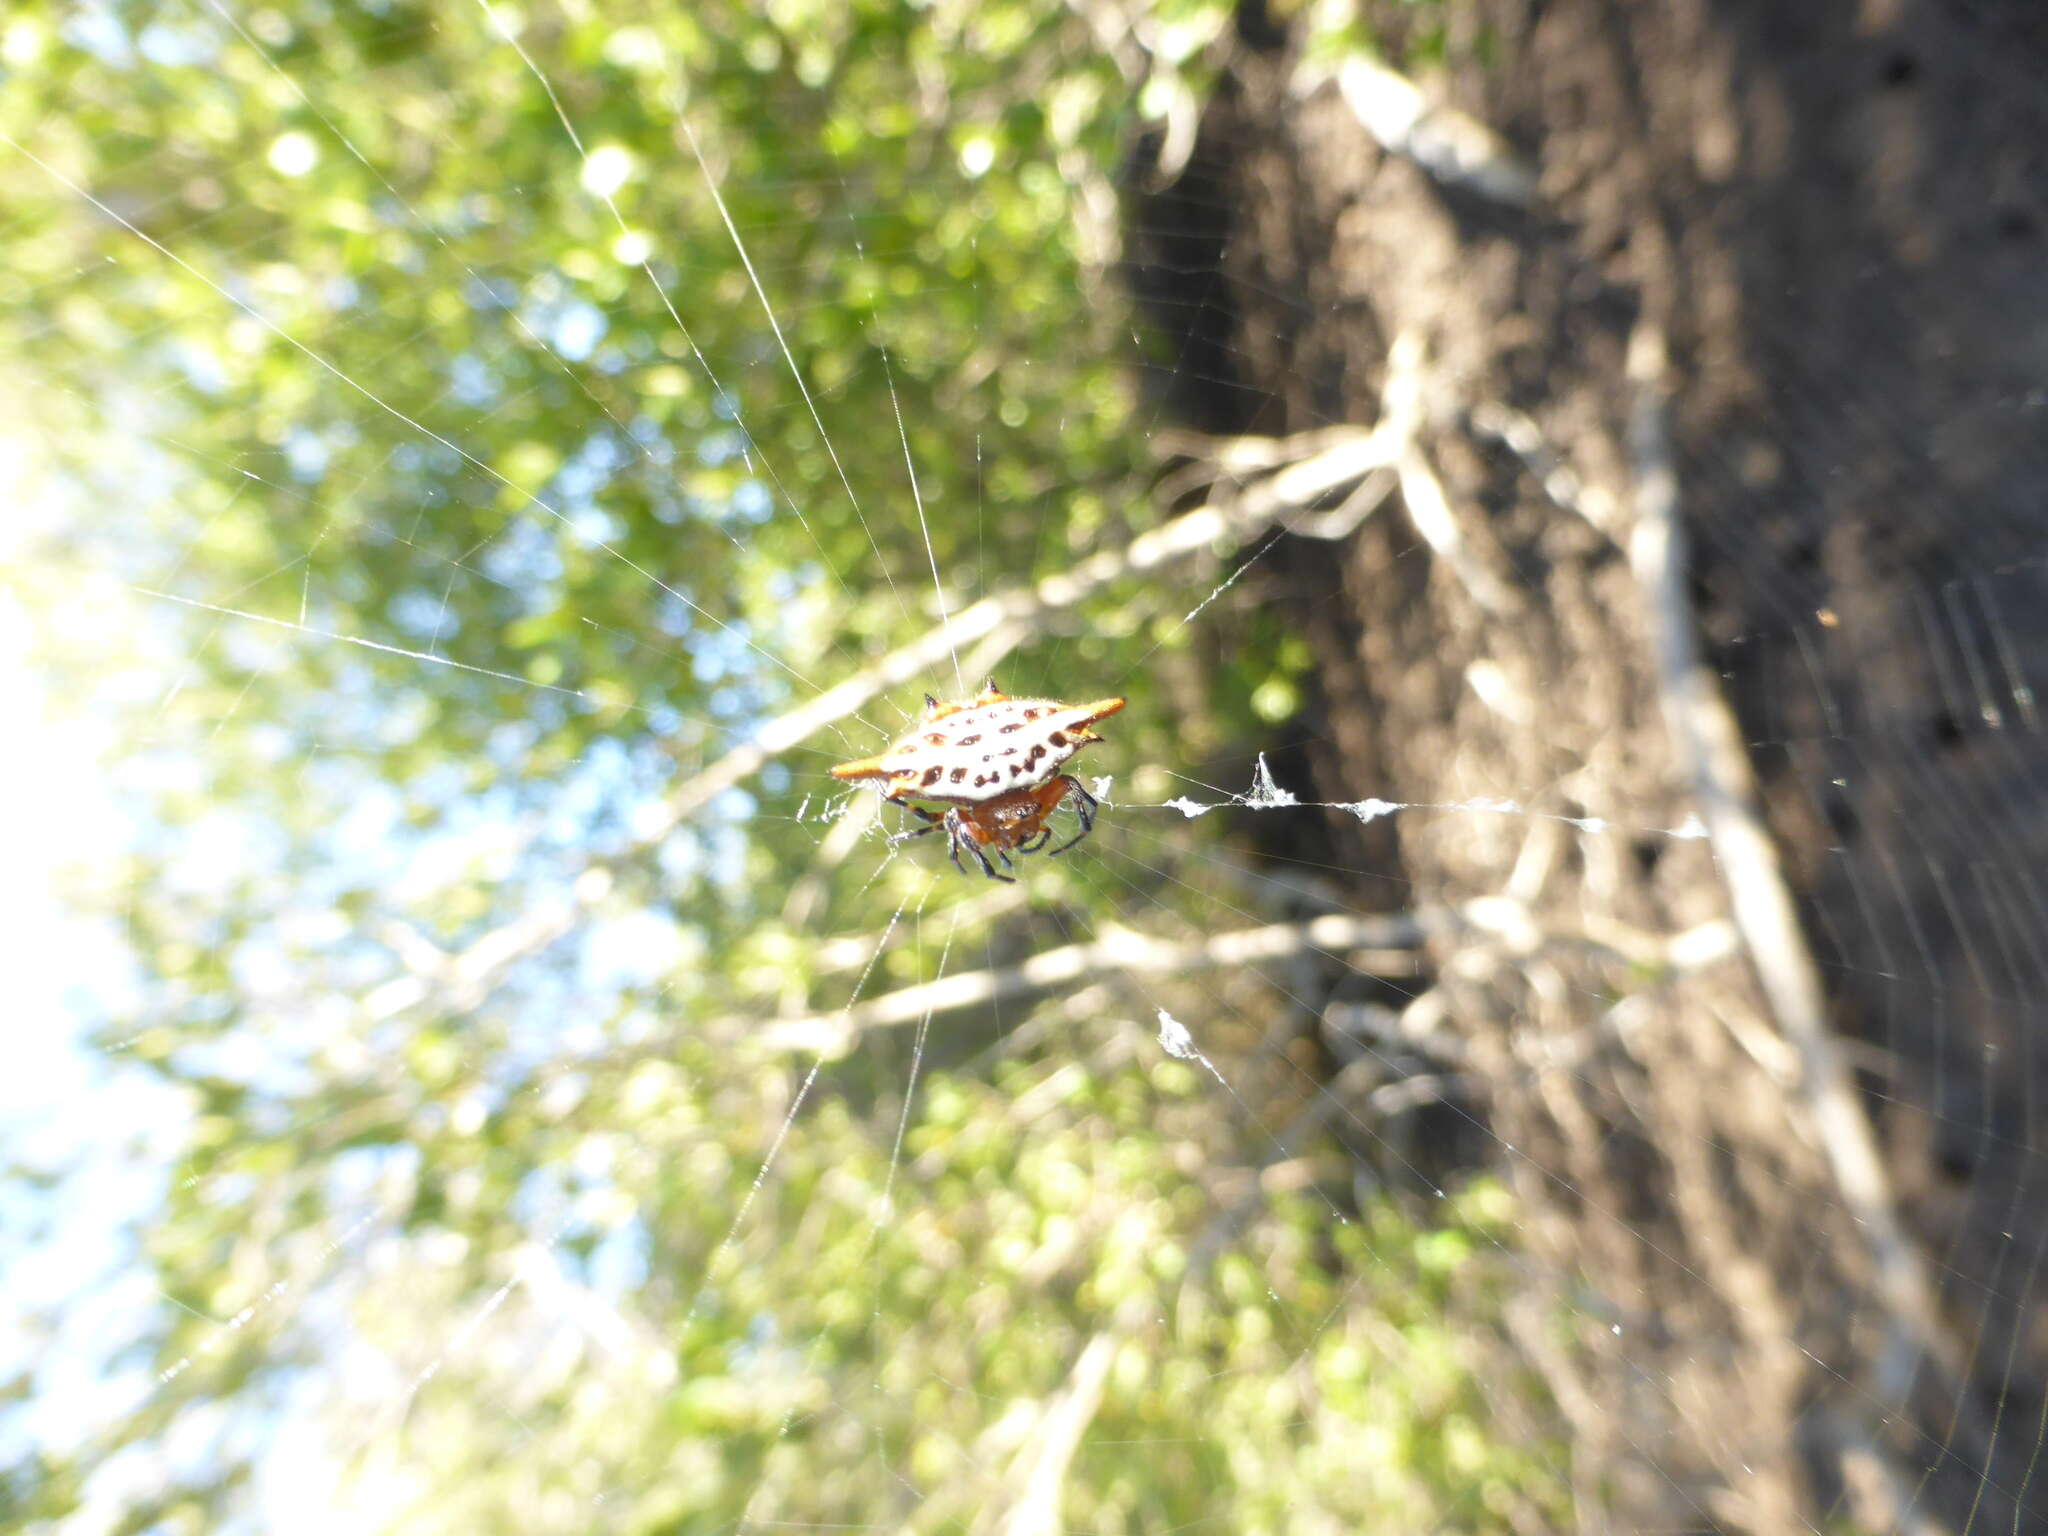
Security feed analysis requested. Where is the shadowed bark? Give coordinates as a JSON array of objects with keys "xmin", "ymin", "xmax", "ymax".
[{"xmin": 1128, "ymin": 2, "xmax": 2048, "ymax": 1529}]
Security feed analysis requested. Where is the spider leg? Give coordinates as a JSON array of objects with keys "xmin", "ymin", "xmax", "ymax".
[
  {"xmin": 1046, "ymin": 776, "xmax": 1099, "ymax": 857},
  {"xmin": 948, "ymin": 808, "xmax": 1014, "ymax": 882},
  {"xmin": 886, "ymin": 797, "xmax": 946, "ymax": 846},
  {"xmin": 1015, "ymin": 828, "xmax": 1053, "ymax": 854}
]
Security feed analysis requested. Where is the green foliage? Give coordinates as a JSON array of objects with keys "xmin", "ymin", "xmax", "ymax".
[
  {"xmin": 4, "ymin": 1, "xmax": 1570, "ymax": 1529},
  {"xmin": 135, "ymin": 1046, "xmax": 1559, "ymax": 1534}
]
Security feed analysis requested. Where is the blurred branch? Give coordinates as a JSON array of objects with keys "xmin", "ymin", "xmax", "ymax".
[
  {"xmin": 989, "ymin": 1331, "xmax": 1119, "ymax": 1536},
  {"xmin": 1300, "ymin": 50, "xmax": 1539, "ymax": 209},
  {"xmin": 756, "ymin": 910, "xmax": 1434, "ymax": 1055},
  {"xmin": 370, "ymin": 417, "xmax": 1406, "ymax": 1026},
  {"xmin": 1624, "ymin": 325, "xmax": 1967, "ymax": 1404},
  {"xmin": 752, "ymin": 897, "xmax": 1735, "ymax": 1057},
  {"xmin": 1396, "ymin": 436, "xmax": 1520, "ymax": 618},
  {"xmin": 1166, "ymin": 334, "xmax": 1515, "ymax": 621},
  {"xmin": 1468, "ymin": 398, "xmax": 1623, "ymax": 535},
  {"xmin": 364, "ymin": 867, "xmax": 614, "ymax": 1023},
  {"xmin": 1818, "ymin": 1410, "xmax": 1956, "ymax": 1536},
  {"xmin": 641, "ymin": 418, "xmax": 1400, "ymax": 841}
]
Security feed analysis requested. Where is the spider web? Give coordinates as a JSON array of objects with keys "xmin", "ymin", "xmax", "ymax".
[{"xmin": 6, "ymin": 4, "xmax": 2048, "ymax": 1534}]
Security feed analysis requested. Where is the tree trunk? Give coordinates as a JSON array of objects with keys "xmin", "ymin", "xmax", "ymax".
[{"xmin": 1132, "ymin": 2, "xmax": 2048, "ymax": 1529}]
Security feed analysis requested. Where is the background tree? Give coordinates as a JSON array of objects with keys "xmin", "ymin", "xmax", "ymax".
[{"xmin": 1128, "ymin": 0, "xmax": 2048, "ymax": 1527}]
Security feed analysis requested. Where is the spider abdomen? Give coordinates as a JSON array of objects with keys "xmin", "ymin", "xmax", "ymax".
[{"xmin": 829, "ymin": 686, "xmax": 1124, "ymax": 807}]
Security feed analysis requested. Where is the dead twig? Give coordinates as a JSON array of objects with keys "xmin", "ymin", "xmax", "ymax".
[
  {"xmin": 988, "ymin": 1331, "xmax": 1120, "ymax": 1536},
  {"xmin": 1624, "ymin": 324, "xmax": 1966, "ymax": 1406},
  {"xmin": 751, "ymin": 895, "xmax": 1730, "ymax": 1058},
  {"xmin": 1309, "ymin": 53, "xmax": 1539, "ymax": 209},
  {"xmin": 757, "ymin": 910, "xmax": 1436, "ymax": 1055}
]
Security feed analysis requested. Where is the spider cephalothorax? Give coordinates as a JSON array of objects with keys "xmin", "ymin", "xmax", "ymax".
[{"xmin": 829, "ymin": 681, "xmax": 1125, "ymax": 880}]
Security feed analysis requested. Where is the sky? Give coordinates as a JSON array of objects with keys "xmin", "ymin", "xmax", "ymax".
[{"xmin": 0, "ymin": 425, "xmax": 191, "ymax": 1500}]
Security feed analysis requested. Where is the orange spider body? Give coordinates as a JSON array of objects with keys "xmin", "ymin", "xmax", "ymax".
[{"xmin": 829, "ymin": 681, "xmax": 1124, "ymax": 880}]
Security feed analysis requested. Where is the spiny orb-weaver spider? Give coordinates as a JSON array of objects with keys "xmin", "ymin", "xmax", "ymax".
[{"xmin": 829, "ymin": 681, "xmax": 1125, "ymax": 881}]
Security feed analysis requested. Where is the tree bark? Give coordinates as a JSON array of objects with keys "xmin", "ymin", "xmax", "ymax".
[{"xmin": 1130, "ymin": 2, "xmax": 2048, "ymax": 1529}]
